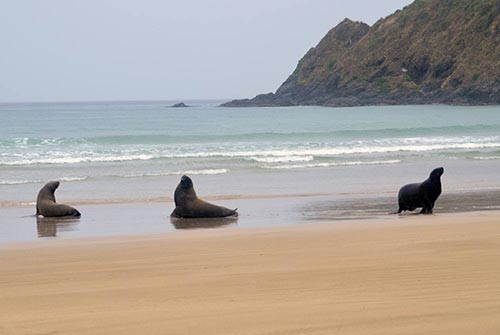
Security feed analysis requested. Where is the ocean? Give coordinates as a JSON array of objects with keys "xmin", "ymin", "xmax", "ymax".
[{"xmin": 1, "ymin": 101, "xmax": 500, "ymax": 242}]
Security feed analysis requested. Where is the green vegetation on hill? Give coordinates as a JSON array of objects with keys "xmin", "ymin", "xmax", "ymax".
[{"xmin": 223, "ymin": 0, "xmax": 500, "ymax": 107}]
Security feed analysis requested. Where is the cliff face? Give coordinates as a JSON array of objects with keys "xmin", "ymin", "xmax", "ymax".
[{"xmin": 223, "ymin": 0, "xmax": 500, "ymax": 107}]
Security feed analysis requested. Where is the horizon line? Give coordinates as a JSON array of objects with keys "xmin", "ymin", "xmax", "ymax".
[{"xmin": 0, "ymin": 97, "xmax": 236, "ymax": 105}]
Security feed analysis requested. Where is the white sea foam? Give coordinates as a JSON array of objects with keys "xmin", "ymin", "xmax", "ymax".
[
  {"xmin": 14, "ymin": 138, "xmax": 29, "ymax": 146},
  {"xmin": 1, "ymin": 138, "xmax": 500, "ymax": 166},
  {"xmin": 170, "ymin": 169, "xmax": 228, "ymax": 175},
  {"xmin": 266, "ymin": 160, "xmax": 401, "ymax": 170},
  {"xmin": 0, "ymin": 154, "xmax": 156, "ymax": 166},
  {"xmin": 249, "ymin": 156, "xmax": 314, "ymax": 163},
  {"xmin": 0, "ymin": 169, "xmax": 229, "ymax": 185},
  {"xmin": 171, "ymin": 141, "xmax": 500, "ymax": 159},
  {"xmin": 59, "ymin": 177, "xmax": 88, "ymax": 182},
  {"xmin": 0, "ymin": 180, "xmax": 37, "ymax": 185},
  {"xmin": 0, "ymin": 176, "xmax": 87, "ymax": 185},
  {"xmin": 472, "ymin": 156, "xmax": 500, "ymax": 160},
  {"xmin": 122, "ymin": 169, "xmax": 229, "ymax": 178}
]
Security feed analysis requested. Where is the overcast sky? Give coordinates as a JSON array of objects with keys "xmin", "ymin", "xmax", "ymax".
[{"xmin": 0, "ymin": 0, "xmax": 413, "ymax": 102}]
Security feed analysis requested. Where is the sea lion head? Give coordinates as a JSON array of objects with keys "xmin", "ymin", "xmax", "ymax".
[
  {"xmin": 38, "ymin": 181, "xmax": 60, "ymax": 202},
  {"xmin": 46, "ymin": 181, "xmax": 60, "ymax": 192},
  {"xmin": 179, "ymin": 175, "xmax": 193, "ymax": 189},
  {"xmin": 174, "ymin": 175, "xmax": 197, "ymax": 206},
  {"xmin": 429, "ymin": 167, "xmax": 444, "ymax": 180},
  {"xmin": 36, "ymin": 181, "xmax": 60, "ymax": 215}
]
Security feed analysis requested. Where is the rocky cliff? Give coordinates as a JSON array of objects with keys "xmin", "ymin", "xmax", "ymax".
[{"xmin": 223, "ymin": 0, "xmax": 500, "ymax": 107}]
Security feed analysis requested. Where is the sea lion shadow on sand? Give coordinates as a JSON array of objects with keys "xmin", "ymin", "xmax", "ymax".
[
  {"xmin": 170, "ymin": 216, "xmax": 238, "ymax": 230},
  {"xmin": 171, "ymin": 175, "xmax": 238, "ymax": 220},
  {"xmin": 391, "ymin": 167, "xmax": 444, "ymax": 215},
  {"xmin": 36, "ymin": 216, "xmax": 80, "ymax": 237}
]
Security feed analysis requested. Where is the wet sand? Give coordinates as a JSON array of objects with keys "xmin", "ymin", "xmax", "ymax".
[
  {"xmin": 2, "ymin": 189, "xmax": 500, "ymax": 243},
  {"xmin": 1, "ymin": 211, "xmax": 500, "ymax": 334}
]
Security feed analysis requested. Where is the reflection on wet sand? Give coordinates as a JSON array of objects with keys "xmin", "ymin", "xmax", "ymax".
[
  {"xmin": 36, "ymin": 217, "xmax": 80, "ymax": 237},
  {"xmin": 170, "ymin": 216, "xmax": 238, "ymax": 230},
  {"xmin": 301, "ymin": 190, "xmax": 500, "ymax": 221}
]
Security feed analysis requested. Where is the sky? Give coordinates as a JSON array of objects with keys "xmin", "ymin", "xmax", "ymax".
[{"xmin": 0, "ymin": 0, "xmax": 413, "ymax": 102}]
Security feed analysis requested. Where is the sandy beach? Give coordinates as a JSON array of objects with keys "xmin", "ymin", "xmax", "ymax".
[
  {"xmin": 3, "ymin": 0, "xmax": 500, "ymax": 333},
  {"xmin": 1, "ymin": 211, "xmax": 500, "ymax": 334}
]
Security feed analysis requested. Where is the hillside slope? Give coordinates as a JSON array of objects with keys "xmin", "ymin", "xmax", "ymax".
[{"xmin": 224, "ymin": 0, "xmax": 500, "ymax": 107}]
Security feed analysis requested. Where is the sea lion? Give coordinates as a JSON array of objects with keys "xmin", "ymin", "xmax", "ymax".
[
  {"xmin": 171, "ymin": 175, "xmax": 238, "ymax": 219},
  {"xmin": 36, "ymin": 181, "xmax": 81, "ymax": 217},
  {"xmin": 394, "ymin": 167, "xmax": 444, "ymax": 214}
]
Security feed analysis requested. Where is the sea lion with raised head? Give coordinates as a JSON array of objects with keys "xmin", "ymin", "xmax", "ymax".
[
  {"xmin": 36, "ymin": 181, "xmax": 81, "ymax": 217},
  {"xmin": 171, "ymin": 175, "xmax": 238, "ymax": 219},
  {"xmin": 394, "ymin": 167, "xmax": 444, "ymax": 214}
]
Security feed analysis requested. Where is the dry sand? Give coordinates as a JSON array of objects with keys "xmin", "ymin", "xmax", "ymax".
[{"xmin": 1, "ymin": 212, "xmax": 500, "ymax": 334}]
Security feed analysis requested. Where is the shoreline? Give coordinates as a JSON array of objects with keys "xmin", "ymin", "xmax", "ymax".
[
  {"xmin": 0, "ymin": 191, "xmax": 337, "ymax": 208},
  {"xmin": 2, "ymin": 189, "xmax": 500, "ymax": 245},
  {"xmin": 1, "ymin": 211, "xmax": 500, "ymax": 334},
  {"xmin": 1, "ymin": 209, "xmax": 499, "ymax": 249},
  {"xmin": 2, "ymin": 186, "xmax": 500, "ymax": 208}
]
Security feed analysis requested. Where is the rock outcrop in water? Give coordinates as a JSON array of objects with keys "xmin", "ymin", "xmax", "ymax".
[
  {"xmin": 223, "ymin": 0, "xmax": 500, "ymax": 107},
  {"xmin": 171, "ymin": 102, "xmax": 190, "ymax": 108}
]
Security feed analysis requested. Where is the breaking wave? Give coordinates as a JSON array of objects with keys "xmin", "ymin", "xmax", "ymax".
[
  {"xmin": 1, "ymin": 137, "xmax": 499, "ymax": 166},
  {"xmin": 265, "ymin": 160, "xmax": 401, "ymax": 170},
  {"xmin": 0, "ymin": 177, "xmax": 88, "ymax": 185}
]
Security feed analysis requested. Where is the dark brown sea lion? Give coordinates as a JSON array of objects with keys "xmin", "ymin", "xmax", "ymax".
[
  {"xmin": 171, "ymin": 175, "xmax": 238, "ymax": 219},
  {"xmin": 36, "ymin": 181, "xmax": 81, "ymax": 217},
  {"xmin": 394, "ymin": 167, "xmax": 444, "ymax": 214}
]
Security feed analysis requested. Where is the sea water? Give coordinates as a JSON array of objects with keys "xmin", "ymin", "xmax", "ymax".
[{"xmin": 1, "ymin": 101, "xmax": 500, "ymax": 241}]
